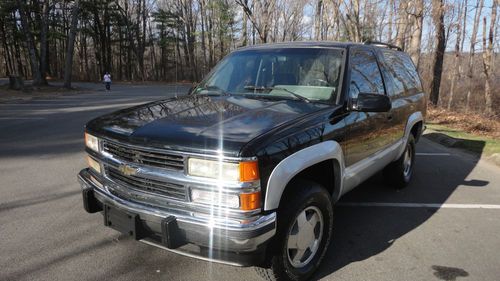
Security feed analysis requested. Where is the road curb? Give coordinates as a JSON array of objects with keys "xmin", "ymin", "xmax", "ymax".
[
  {"xmin": 424, "ymin": 132, "xmax": 460, "ymax": 147},
  {"xmin": 423, "ymin": 132, "xmax": 500, "ymax": 169}
]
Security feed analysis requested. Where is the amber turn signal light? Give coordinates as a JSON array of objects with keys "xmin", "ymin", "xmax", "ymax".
[
  {"xmin": 240, "ymin": 191, "xmax": 261, "ymax": 211},
  {"xmin": 239, "ymin": 161, "xmax": 259, "ymax": 182},
  {"xmin": 87, "ymin": 156, "xmax": 101, "ymax": 174}
]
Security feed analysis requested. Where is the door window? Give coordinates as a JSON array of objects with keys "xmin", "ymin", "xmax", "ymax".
[{"xmin": 349, "ymin": 49, "xmax": 385, "ymax": 98}]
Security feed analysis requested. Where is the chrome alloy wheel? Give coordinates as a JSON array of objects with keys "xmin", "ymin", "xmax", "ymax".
[
  {"xmin": 403, "ymin": 143, "xmax": 413, "ymax": 177},
  {"xmin": 286, "ymin": 206, "xmax": 324, "ymax": 268}
]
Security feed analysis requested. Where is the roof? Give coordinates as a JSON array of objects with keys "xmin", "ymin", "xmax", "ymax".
[
  {"xmin": 236, "ymin": 41, "xmax": 403, "ymax": 52},
  {"xmin": 236, "ymin": 41, "xmax": 358, "ymax": 51}
]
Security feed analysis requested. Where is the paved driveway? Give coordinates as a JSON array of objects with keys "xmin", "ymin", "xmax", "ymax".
[{"xmin": 1, "ymin": 83, "xmax": 499, "ymax": 281}]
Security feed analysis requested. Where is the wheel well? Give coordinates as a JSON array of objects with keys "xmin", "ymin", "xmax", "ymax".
[
  {"xmin": 411, "ymin": 121, "xmax": 423, "ymax": 142},
  {"xmin": 280, "ymin": 159, "xmax": 340, "ymax": 202}
]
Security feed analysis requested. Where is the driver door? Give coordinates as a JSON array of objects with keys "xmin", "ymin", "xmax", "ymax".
[{"xmin": 343, "ymin": 47, "xmax": 393, "ymax": 167}]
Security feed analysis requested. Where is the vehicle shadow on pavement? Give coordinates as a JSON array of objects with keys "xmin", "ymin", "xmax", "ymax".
[
  {"xmin": 0, "ymin": 189, "xmax": 79, "ymax": 213},
  {"xmin": 313, "ymin": 139, "xmax": 487, "ymax": 280}
]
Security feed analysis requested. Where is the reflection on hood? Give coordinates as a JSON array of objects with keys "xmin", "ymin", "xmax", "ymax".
[{"xmin": 89, "ymin": 94, "xmax": 328, "ymax": 155}]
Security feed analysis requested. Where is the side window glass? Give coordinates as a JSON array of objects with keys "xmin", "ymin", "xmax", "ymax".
[
  {"xmin": 381, "ymin": 50, "xmax": 406, "ymax": 95},
  {"xmin": 349, "ymin": 50, "xmax": 385, "ymax": 99},
  {"xmin": 382, "ymin": 50, "xmax": 422, "ymax": 95},
  {"xmin": 400, "ymin": 54, "xmax": 423, "ymax": 92}
]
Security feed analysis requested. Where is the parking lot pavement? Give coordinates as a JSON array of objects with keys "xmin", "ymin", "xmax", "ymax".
[{"xmin": 0, "ymin": 84, "xmax": 499, "ymax": 281}]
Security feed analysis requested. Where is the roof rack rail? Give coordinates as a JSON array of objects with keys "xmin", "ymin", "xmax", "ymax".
[{"xmin": 364, "ymin": 40, "xmax": 402, "ymax": 51}]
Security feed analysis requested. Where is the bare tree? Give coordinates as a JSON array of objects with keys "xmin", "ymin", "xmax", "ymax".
[
  {"xmin": 346, "ymin": 0, "xmax": 362, "ymax": 42},
  {"xmin": 429, "ymin": 0, "xmax": 446, "ymax": 106},
  {"xmin": 395, "ymin": 0, "xmax": 409, "ymax": 49},
  {"xmin": 39, "ymin": 0, "xmax": 51, "ymax": 85},
  {"xmin": 448, "ymin": 0, "xmax": 466, "ymax": 110},
  {"xmin": 481, "ymin": 0, "xmax": 498, "ymax": 115},
  {"xmin": 314, "ymin": 0, "xmax": 323, "ymax": 40},
  {"xmin": 387, "ymin": 0, "xmax": 395, "ymax": 42},
  {"xmin": 16, "ymin": 0, "xmax": 43, "ymax": 86},
  {"xmin": 465, "ymin": 0, "xmax": 484, "ymax": 112},
  {"xmin": 236, "ymin": 0, "xmax": 276, "ymax": 43},
  {"xmin": 64, "ymin": 0, "xmax": 81, "ymax": 89},
  {"xmin": 407, "ymin": 0, "xmax": 424, "ymax": 67}
]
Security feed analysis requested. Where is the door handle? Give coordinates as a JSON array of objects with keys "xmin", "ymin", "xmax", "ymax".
[{"xmin": 387, "ymin": 114, "xmax": 393, "ymax": 121}]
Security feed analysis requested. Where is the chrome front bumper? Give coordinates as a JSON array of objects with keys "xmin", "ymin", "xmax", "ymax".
[{"xmin": 78, "ymin": 168, "xmax": 276, "ymax": 266}]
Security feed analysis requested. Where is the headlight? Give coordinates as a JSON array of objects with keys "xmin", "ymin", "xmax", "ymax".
[
  {"xmin": 191, "ymin": 189, "xmax": 240, "ymax": 208},
  {"xmin": 85, "ymin": 132, "xmax": 99, "ymax": 152},
  {"xmin": 187, "ymin": 158, "xmax": 259, "ymax": 182}
]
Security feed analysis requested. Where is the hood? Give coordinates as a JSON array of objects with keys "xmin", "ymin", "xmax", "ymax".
[{"xmin": 87, "ymin": 94, "xmax": 329, "ymax": 156}]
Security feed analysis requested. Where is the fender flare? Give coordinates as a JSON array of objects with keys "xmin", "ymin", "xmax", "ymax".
[
  {"xmin": 263, "ymin": 140, "xmax": 344, "ymax": 211},
  {"xmin": 398, "ymin": 111, "xmax": 424, "ymax": 157}
]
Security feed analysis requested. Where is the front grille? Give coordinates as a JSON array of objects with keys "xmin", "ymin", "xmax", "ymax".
[
  {"xmin": 107, "ymin": 166, "xmax": 187, "ymax": 201},
  {"xmin": 103, "ymin": 141, "xmax": 184, "ymax": 171}
]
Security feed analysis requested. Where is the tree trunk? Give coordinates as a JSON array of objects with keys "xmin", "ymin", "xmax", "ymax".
[
  {"xmin": 106, "ymin": 2, "xmax": 112, "ymax": 76},
  {"xmin": 83, "ymin": 21, "xmax": 90, "ymax": 81},
  {"xmin": 17, "ymin": 0, "xmax": 43, "ymax": 86},
  {"xmin": 241, "ymin": 0, "xmax": 248, "ymax": 46},
  {"xmin": 408, "ymin": 0, "xmax": 424, "ymax": 67},
  {"xmin": 387, "ymin": 0, "xmax": 394, "ymax": 42},
  {"xmin": 39, "ymin": 0, "xmax": 50, "ymax": 85},
  {"xmin": 429, "ymin": 0, "xmax": 446, "ymax": 106},
  {"xmin": 315, "ymin": 0, "xmax": 323, "ymax": 40},
  {"xmin": 0, "ymin": 18, "xmax": 13, "ymax": 76},
  {"xmin": 118, "ymin": 24, "xmax": 123, "ymax": 80},
  {"xmin": 199, "ymin": 0, "xmax": 208, "ymax": 72},
  {"xmin": 236, "ymin": 0, "xmax": 273, "ymax": 43},
  {"xmin": 461, "ymin": 0, "xmax": 468, "ymax": 52},
  {"xmin": 465, "ymin": 0, "xmax": 484, "ymax": 112},
  {"xmin": 142, "ymin": 0, "xmax": 147, "ymax": 79},
  {"xmin": 481, "ymin": 0, "xmax": 497, "ymax": 116},
  {"xmin": 395, "ymin": 0, "xmax": 408, "ymax": 49},
  {"xmin": 63, "ymin": 0, "xmax": 80, "ymax": 89},
  {"xmin": 448, "ymin": 0, "xmax": 466, "ymax": 110}
]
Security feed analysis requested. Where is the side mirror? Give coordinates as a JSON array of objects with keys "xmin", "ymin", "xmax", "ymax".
[{"xmin": 352, "ymin": 93, "xmax": 391, "ymax": 112}]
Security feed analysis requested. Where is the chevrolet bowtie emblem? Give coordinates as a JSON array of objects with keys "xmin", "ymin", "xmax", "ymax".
[{"xmin": 118, "ymin": 164, "xmax": 137, "ymax": 176}]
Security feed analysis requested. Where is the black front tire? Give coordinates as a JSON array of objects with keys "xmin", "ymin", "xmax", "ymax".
[
  {"xmin": 384, "ymin": 134, "xmax": 416, "ymax": 189},
  {"xmin": 255, "ymin": 179, "xmax": 333, "ymax": 281}
]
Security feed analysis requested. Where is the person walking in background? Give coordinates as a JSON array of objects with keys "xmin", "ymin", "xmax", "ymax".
[{"xmin": 103, "ymin": 72, "xmax": 112, "ymax": 91}]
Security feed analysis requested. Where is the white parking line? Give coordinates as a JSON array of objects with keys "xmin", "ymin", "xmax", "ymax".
[
  {"xmin": 338, "ymin": 202, "xmax": 500, "ymax": 209},
  {"xmin": 416, "ymin": 152, "xmax": 451, "ymax": 156}
]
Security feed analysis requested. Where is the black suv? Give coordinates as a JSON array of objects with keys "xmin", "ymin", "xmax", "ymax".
[{"xmin": 79, "ymin": 41, "xmax": 425, "ymax": 281}]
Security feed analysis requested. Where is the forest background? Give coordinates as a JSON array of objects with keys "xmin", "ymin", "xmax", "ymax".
[{"xmin": 0, "ymin": 0, "xmax": 499, "ymax": 118}]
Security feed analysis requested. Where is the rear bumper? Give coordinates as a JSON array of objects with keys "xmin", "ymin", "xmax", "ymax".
[{"xmin": 78, "ymin": 168, "xmax": 276, "ymax": 266}]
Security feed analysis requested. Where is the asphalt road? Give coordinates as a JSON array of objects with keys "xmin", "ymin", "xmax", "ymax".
[{"xmin": 1, "ymin": 83, "xmax": 499, "ymax": 281}]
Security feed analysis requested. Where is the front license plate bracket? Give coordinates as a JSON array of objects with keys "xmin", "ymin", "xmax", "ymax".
[{"xmin": 103, "ymin": 204, "xmax": 147, "ymax": 240}]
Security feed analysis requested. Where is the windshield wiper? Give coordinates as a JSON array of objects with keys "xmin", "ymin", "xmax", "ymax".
[
  {"xmin": 243, "ymin": 85, "xmax": 310, "ymax": 103},
  {"xmin": 196, "ymin": 85, "xmax": 230, "ymax": 96}
]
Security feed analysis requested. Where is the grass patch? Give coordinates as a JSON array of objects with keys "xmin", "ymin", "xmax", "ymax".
[
  {"xmin": 427, "ymin": 107, "xmax": 499, "ymax": 138},
  {"xmin": 426, "ymin": 123, "xmax": 500, "ymax": 156}
]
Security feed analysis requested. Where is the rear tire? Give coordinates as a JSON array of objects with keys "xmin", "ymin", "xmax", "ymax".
[
  {"xmin": 384, "ymin": 134, "xmax": 416, "ymax": 189},
  {"xmin": 255, "ymin": 179, "xmax": 333, "ymax": 281}
]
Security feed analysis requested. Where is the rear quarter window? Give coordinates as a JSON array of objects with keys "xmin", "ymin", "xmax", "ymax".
[{"xmin": 381, "ymin": 50, "xmax": 422, "ymax": 96}]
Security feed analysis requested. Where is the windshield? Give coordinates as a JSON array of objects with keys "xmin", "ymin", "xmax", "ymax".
[{"xmin": 195, "ymin": 47, "xmax": 344, "ymax": 103}]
